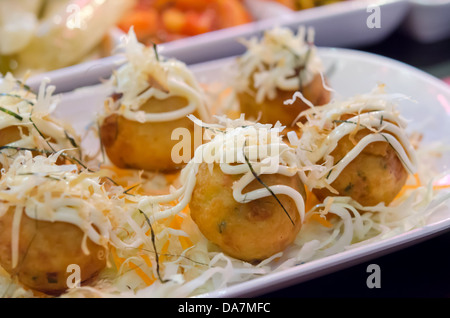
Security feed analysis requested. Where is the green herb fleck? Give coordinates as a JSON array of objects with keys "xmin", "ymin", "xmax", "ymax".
[
  {"xmin": 138, "ymin": 209, "xmax": 169, "ymax": 283},
  {"xmin": 0, "ymin": 106, "xmax": 23, "ymax": 121},
  {"xmin": 242, "ymin": 141, "xmax": 295, "ymax": 226},
  {"xmin": 123, "ymin": 184, "xmax": 140, "ymax": 196},
  {"xmin": 152, "ymin": 43, "xmax": 159, "ymax": 62},
  {"xmin": 0, "ymin": 93, "xmax": 34, "ymax": 106}
]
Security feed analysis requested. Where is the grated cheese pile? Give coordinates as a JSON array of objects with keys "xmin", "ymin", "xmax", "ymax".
[
  {"xmin": 0, "ymin": 72, "xmax": 81, "ymax": 168},
  {"xmin": 103, "ymin": 28, "xmax": 210, "ymax": 123},
  {"xmin": 234, "ymin": 26, "xmax": 324, "ymax": 103},
  {"xmin": 1, "ymin": 28, "xmax": 450, "ymax": 299},
  {"xmin": 287, "ymin": 84, "xmax": 418, "ymax": 192}
]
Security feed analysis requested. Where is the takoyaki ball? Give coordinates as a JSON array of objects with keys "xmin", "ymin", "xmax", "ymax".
[
  {"xmin": 313, "ymin": 129, "xmax": 408, "ymax": 206},
  {"xmin": 100, "ymin": 95, "xmax": 200, "ymax": 172},
  {"xmin": 189, "ymin": 163, "xmax": 306, "ymax": 262},
  {"xmin": 0, "ymin": 208, "xmax": 107, "ymax": 294},
  {"xmin": 234, "ymin": 26, "xmax": 331, "ymax": 128},
  {"xmin": 99, "ymin": 29, "xmax": 209, "ymax": 172},
  {"xmin": 238, "ymin": 73, "xmax": 331, "ymax": 127}
]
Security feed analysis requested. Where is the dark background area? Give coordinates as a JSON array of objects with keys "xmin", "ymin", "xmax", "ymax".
[
  {"xmin": 259, "ymin": 29, "xmax": 450, "ymax": 298},
  {"xmin": 362, "ymin": 29, "xmax": 450, "ymax": 80}
]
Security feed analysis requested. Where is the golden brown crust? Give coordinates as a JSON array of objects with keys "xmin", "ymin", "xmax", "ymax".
[
  {"xmin": 100, "ymin": 96, "xmax": 200, "ymax": 172},
  {"xmin": 0, "ymin": 209, "xmax": 107, "ymax": 294},
  {"xmin": 189, "ymin": 163, "xmax": 306, "ymax": 262},
  {"xmin": 238, "ymin": 74, "xmax": 331, "ymax": 127}
]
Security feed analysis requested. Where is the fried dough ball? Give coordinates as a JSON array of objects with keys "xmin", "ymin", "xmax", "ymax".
[
  {"xmin": 234, "ymin": 27, "xmax": 331, "ymax": 127},
  {"xmin": 100, "ymin": 95, "xmax": 199, "ymax": 172},
  {"xmin": 313, "ymin": 129, "xmax": 408, "ymax": 206},
  {"xmin": 99, "ymin": 30, "xmax": 209, "ymax": 172},
  {"xmin": 238, "ymin": 73, "xmax": 331, "ymax": 127},
  {"xmin": 0, "ymin": 208, "xmax": 107, "ymax": 294},
  {"xmin": 189, "ymin": 163, "xmax": 306, "ymax": 262}
]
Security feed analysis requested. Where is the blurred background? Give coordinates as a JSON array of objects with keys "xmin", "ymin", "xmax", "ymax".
[{"xmin": 2, "ymin": 0, "xmax": 448, "ymax": 79}]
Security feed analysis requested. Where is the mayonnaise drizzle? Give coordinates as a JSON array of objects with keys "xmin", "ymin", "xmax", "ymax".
[
  {"xmin": 234, "ymin": 26, "xmax": 324, "ymax": 103},
  {"xmin": 139, "ymin": 115, "xmax": 306, "ymax": 223},
  {"xmin": 106, "ymin": 29, "xmax": 210, "ymax": 123},
  {"xmin": 287, "ymin": 85, "xmax": 418, "ymax": 190}
]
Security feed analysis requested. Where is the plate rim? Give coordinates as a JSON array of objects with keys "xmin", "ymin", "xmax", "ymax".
[{"xmin": 200, "ymin": 218, "xmax": 450, "ymax": 298}]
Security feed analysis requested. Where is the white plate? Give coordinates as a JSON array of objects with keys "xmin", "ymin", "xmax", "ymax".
[
  {"xmin": 27, "ymin": 0, "xmax": 409, "ymax": 94},
  {"xmin": 55, "ymin": 47, "xmax": 450, "ymax": 297},
  {"xmin": 401, "ymin": 0, "xmax": 450, "ymax": 43}
]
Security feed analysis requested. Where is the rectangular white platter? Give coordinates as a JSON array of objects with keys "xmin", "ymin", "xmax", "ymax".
[
  {"xmin": 53, "ymin": 47, "xmax": 450, "ymax": 297},
  {"xmin": 27, "ymin": 0, "xmax": 410, "ymax": 94}
]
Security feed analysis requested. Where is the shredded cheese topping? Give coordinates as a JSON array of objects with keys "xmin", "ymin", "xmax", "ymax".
[
  {"xmin": 104, "ymin": 29, "xmax": 210, "ymax": 123},
  {"xmin": 287, "ymin": 85, "xmax": 418, "ymax": 191},
  {"xmin": 234, "ymin": 26, "xmax": 324, "ymax": 103}
]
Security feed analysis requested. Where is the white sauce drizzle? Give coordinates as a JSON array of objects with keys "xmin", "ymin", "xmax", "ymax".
[
  {"xmin": 107, "ymin": 29, "xmax": 210, "ymax": 123},
  {"xmin": 0, "ymin": 73, "xmax": 79, "ymax": 165},
  {"xmin": 287, "ymin": 85, "xmax": 418, "ymax": 190},
  {"xmin": 0, "ymin": 153, "xmax": 116, "ymax": 268}
]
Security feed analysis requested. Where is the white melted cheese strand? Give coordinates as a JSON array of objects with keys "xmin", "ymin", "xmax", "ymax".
[
  {"xmin": 326, "ymin": 133, "xmax": 416, "ymax": 184},
  {"xmin": 234, "ymin": 26, "xmax": 324, "ymax": 103},
  {"xmin": 109, "ymin": 29, "xmax": 210, "ymax": 123}
]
